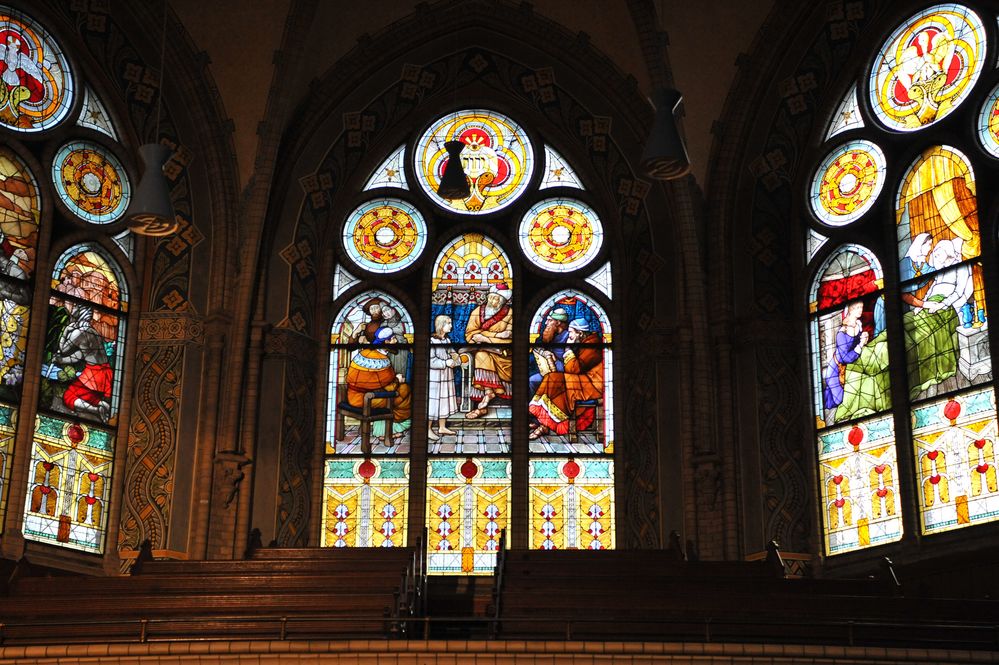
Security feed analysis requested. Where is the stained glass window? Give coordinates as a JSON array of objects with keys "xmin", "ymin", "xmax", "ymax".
[
  {"xmin": 870, "ymin": 4, "xmax": 985, "ymax": 132},
  {"xmin": 519, "ymin": 199, "xmax": 603, "ymax": 273},
  {"xmin": 77, "ymin": 87, "xmax": 118, "ymax": 140},
  {"xmin": 539, "ymin": 145, "xmax": 584, "ymax": 190},
  {"xmin": 584, "ymin": 262, "xmax": 613, "ymax": 299},
  {"xmin": 322, "ymin": 458, "xmax": 409, "ymax": 547},
  {"xmin": 332, "ymin": 264, "xmax": 361, "ymax": 300},
  {"xmin": 808, "ymin": 2, "xmax": 999, "ymax": 556},
  {"xmin": 342, "ymin": 198, "xmax": 427, "ymax": 274},
  {"xmin": 529, "ymin": 458, "xmax": 614, "ymax": 550},
  {"xmin": 415, "ymin": 109, "xmax": 533, "ymax": 215},
  {"xmin": 24, "ymin": 244, "xmax": 126, "ymax": 553},
  {"xmin": 826, "ymin": 86, "xmax": 864, "ymax": 139},
  {"xmin": 426, "ymin": 457, "xmax": 510, "ymax": 574},
  {"xmin": 52, "ymin": 141, "xmax": 131, "ymax": 224},
  {"xmin": 978, "ymin": 81, "xmax": 999, "ymax": 158},
  {"xmin": 326, "ymin": 291, "xmax": 413, "ymax": 455},
  {"xmin": 0, "ymin": 7, "xmax": 75, "ymax": 133},
  {"xmin": 810, "ymin": 140, "xmax": 886, "ymax": 226},
  {"xmin": 364, "ymin": 145, "xmax": 408, "ymax": 190}
]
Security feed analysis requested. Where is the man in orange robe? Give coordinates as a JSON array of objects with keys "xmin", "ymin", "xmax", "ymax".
[
  {"xmin": 528, "ymin": 318, "xmax": 602, "ymax": 438},
  {"xmin": 345, "ymin": 327, "xmax": 412, "ymax": 432}
]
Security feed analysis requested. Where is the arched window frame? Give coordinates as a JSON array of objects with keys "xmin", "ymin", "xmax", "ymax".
[
  {"xmin": 320, "ymin": 103, "xmax": 619, "ymax": 572},
  {"xmin": 802, "ymin": 1, "xmax": 999, "ymax": 562}
]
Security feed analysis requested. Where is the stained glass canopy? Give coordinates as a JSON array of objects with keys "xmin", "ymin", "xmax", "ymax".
[
  {"xmin": 870, "ymin": 4, "xmax": 986, "ymax": 132},
  {"xmin": 52, "ymin": 141, "xmax": 131, "ymax": 225},
  {"xmin": 342, "ymin": 198, "xmax": 427, "ymax": 274},
  {"xmin": 0, "ymin": 7, "xmax": 75, "ymax": 133},
  {"xmin": 810, "ymin": 140, "xmax": 886, "ymax": 226},
  {"xmin": 415, "ymin": 109, "xmax": 533, "ymax": 215},
  {"xmin": 519, "ymin": 199, "xmax": 603, "ymax": 272}
]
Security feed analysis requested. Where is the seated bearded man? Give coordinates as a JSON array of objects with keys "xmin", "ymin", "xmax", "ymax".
[
  {"xmin": 345, "ymin": 326, "xmax": 412, "ymax": 441},
  {"xmin": 464, "ymin": 283, "xmax": 513, "ymax": 419},
  {"xmin": 528, "ymin": 318, "xmax": 603, "ymax": 439}
]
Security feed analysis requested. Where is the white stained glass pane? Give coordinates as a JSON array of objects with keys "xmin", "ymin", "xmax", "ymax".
[
  {"xmin": 332, "ymin": 264, "xmax": 361, "ymax": 300},
  {"xmin": 826, "ymin": 86, "xmax": 864, "ymax": 140},
  {"xmin": 540, "ymin": 145, "xmax": 584, "ymax": 189},
  {"xmin": 807, "ymin": 228, "xmax": 830, "ymax": 264},
  {"xmin": 112, "ymin": 230, "xmax": 134, "ymax": 262},
  {"xmin": 77, "ymin": 87, "xmax": 118, "ymax": 140},
  {"xmin": 363, "ymin": 145, "xmax": 408, "ymax": 190},
  {"xmin": 584, "ymin": 262, "xmax": 612, "ymax": 299}
]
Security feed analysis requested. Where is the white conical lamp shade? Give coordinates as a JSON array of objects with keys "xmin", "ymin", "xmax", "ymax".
[{"xmin": 126, "ymin": 143, "xmax": 178, "ymax": 236}]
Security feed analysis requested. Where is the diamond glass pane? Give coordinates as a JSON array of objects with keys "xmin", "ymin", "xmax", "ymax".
[
  {"xmin": 519, "ymin": 199, "xmax": 603, "ymax": 273},
  {"xmin": 529, "ymin": 458, "xmax": 614, "ymax": 550},
  {"xmin": 429, "ymin": 235, "xmax": 513, "ymax": 453},
  {"xmin": 870, "ymin": 4, "xmax": 985, "ymax": 132},
  {"xmin": 321, "ymin": 458, "xmax": 409, "ymax": 547},
  {"xmin": 52, "ymin": 141, "xmax": 131, "ymax": 224},
  {"xmin": 817, "ymin": 413, "xmax": 903, "ymax": 554},
  {"xmin": 810, "ymin": 140, "xmax": 886, "ymax": 226},
  {"xmin": 327, "ymin": 291, "xmax": 413, "ymax": 455},
  {"xmin": 415, "ymin": 109, "xmax": 533, "ymax": 214},
  {"xmin": 913, "ymin": 388, "xmax": 999, "ymax": 534},
  {"xmin": 0, "ymin": 7, "xmax": 75, "ymax": 133},
  {"xmin": 22, "ymin": 414, "xmax": 114, "ymax": 553},
  {"xmin": 342, "ymin": 198, "xmax": 427, "ymax": 274},
  {"xmin": 426, "ymin": 457, "xmax": 510, "ymax": 575}
]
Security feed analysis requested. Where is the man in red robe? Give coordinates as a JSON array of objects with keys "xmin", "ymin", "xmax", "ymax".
[{"xmin": 528, "ymin": 318, "xmax": 603, "ymax": 438}]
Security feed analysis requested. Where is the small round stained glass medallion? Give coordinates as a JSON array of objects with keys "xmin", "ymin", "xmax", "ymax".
[
  {"xmin": 870, "ymin": 4, "xmax": 985, "ymax": 132},
  {"xmin": 978, "ymin": 81, "xmax": 999, "ymax": 158},
  {"xmin": 52, "ymin": 141, "xmax": 131, "ymax": 224},
  {"xmin": 343, "ymin": 198, "xmax": 427, "ymax": 273},
  {"xmin": 519, "ymin": 199, "xmax": 603, "ymax": 272},
  {"xmin": 0, "ymin": 7, "xmax": 75, "ymax": 133},
  {"xmin": 415, "ymin": 109, "xmax": 533, "ymax": 215},
  {"xmin": 810, "ymin": 140, "xmax": 886, "ymax": 226}
]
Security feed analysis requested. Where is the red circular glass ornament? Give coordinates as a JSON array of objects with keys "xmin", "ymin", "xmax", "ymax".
[
  {"xmin": 460, "ymin": 458, "xmax": 478, "ymax": 480},
  {"xmin": 848, "ymin": 426, "xmax": 864, "ymax": 447},
  {"xmin": 87, "ymin": 472, "xmax": 99, "ymax": 482},
  {"xmin": 358, "ymin": 459, "xmax": 377, "ymax": 479},
  {"xmin": 944, "ymin": 399, "xmax": 961, "ymax": 422},
  {"xmin": 563, "ymin": 460, "xmax": 581, "ymax": 479},
  {"xmin": 67, "ymin": 423, "xmax": 85, "ymax": 443}
]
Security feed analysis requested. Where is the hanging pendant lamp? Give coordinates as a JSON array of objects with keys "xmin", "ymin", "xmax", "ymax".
[
  {"xmin": 126, "ymin": 0, "xmax": 178, "ymax": 236},
  {"xmin": 641, "ymin": 88, "xmax": 690, "ymax": 180},
  {"xmin": 437, "ymin": 140, "xmax": 471, "ymax": 200}
]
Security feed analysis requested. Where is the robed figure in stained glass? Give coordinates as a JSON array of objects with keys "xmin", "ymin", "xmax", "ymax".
[{"xmin": 529, "ymin": 317, "xmax": 603, "ymax": 439}]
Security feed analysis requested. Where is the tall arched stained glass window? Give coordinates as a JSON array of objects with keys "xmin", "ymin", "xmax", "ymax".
[
  {"xmin": 23, "ymin": 244, "xmax": 127, "ymax": 553},
  {"xmin": 805, "ymin": 2, "xmax": 999, "ymax": 557},
  {"xmin": 324, "ymin": 107, "xmax": 616, "ymax": 572}
]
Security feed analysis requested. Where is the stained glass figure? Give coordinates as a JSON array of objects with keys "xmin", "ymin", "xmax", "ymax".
[
  {"xmin": 22, "ymin": 414, "xmax": 114, "ymax": 553},
  {"xmin": 52, "ymin": 141, "xmax": 131, "ymax": 224},
  {"xmin": 902, "ymin": 263, "xmax": 990, "ymax": 401},
  {"xmin": 817, "ymin": 413, "xmax": 903, "ymax": 554},
  {"xmin": 327, "ymin": 291, "xmax": 413, "ymax": 455},
  {"xmin": 415, "ymin": 109, "xmax": 533, "ymax": 214},
  {"xmin": 342, "ymin": 198, "xmax": 427, "ymax": 274},
  {"xmin": 807, "ymin": 228, "xmax": 830, "ymax": 264},
  {"xmin": 0, "ymin": 7, "xmax": 75, "ymax": 133},
  {"xmin": 913, "ymin": 388, "xmax": 999, "ymax": 534},
  {"xmin": 321, "ymin": 458, "xmax": 408, "ymax": 547},
  {"xmin": 429, "ymin": 235, "xmax": 513, "ymax": 454},
  {"xmin": 825, "ymin": 86, "xmax": 865, "ymax": 139},
  {"xmin": 529, "ymin": 458, "xmax": 614, "ymax": 550},
  {"xmin": 426, "ymin": 457, "xmax": 510, "ymax": 574},
  {"xmin": 870, "ymin": 4, "xmax": 985, "ymax": 132},
  {"xmin": 528, "ymin": 290, "xmax": 612, "ymax": 454},
  {"xmin": 810, "ymin": 140, "xmax": 886, "ymax": 226},
  {"xmin": 332, "ymin": 264, "xmax": 361, "ymax": 300},
  {"xmin": 809, "ymin": 245, "xmax": 889, "ymax": 429},
  {"xmin": 539, "ymin": 145, "xmax": 584, "ymax": 190},
  {"xmin": 584, "ymin": 262, "xmax": 613, "ymax": 299},
  {"xmin": 0, "ymin": 403, "xmax": 16, "ymax": 529},
  {"xmin": 519, "ymin": 199, "xmax": 603, "ymax": 273},
  {"xmin": 77, "ymin": 86, "xmax": 118, "ymax": 140},
  {"xmin": 977, "ymin": 81, "xmax": 999, "ymax": 158},
  {"xmin": 363, "ymin": 144, "xmax": 408, "ymax": 190},
  {"xmin": 42, "ymin": 246, "xmax": 127, "ymax": 426}
]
